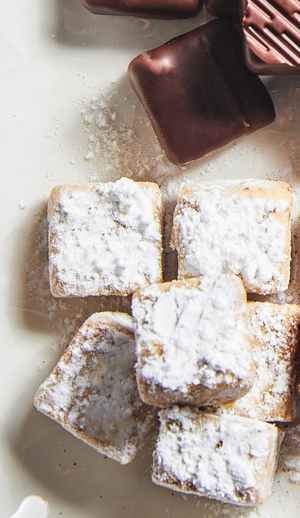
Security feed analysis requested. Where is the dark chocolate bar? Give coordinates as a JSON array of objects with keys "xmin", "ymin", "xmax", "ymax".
[
  {"xmin": 205, "ymin": 0, "xmax": 240, "ymax": 23},
  {"xmin": 81, "ymin": 0, "xmax": 203, "ymax": 19},
  {"xmin": 242, "ymin": 0, "xmax": 300, "ymax": 74},
  {"xmin": 128, "ymin": 19, "xmax": 275, "ymax": 166}
]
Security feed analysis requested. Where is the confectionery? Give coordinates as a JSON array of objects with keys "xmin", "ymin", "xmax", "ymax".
[
  {"xmin": 34, "ymin": 312, "xmax": 158, "ymax": 465},
  {"xmin": 241, "ymin": 0, "xmax": 300, "ymax": 74},
  {"xmin": 218, "ymin": 302, "xmax": 300, "ymax": 422},
  {"xmin": 81, "ymin": 0, "xmax": 203, "ymax": 19},
  {"xmin": 132, "ymin": 275, "xmax": 254, "ymax": 408},
  {"xmin": 205, "ymin": 0, "xmax": 240, "ymax": 22},
  {"xmin": 48, "ymin": 177, "xmax": 163, "ymax": 297},
  {"xmin": 152, "ymin": 406, "xmax": 284, "ymax": 505},
  {"xmin": 171, "ymin": 179, "xmax": 293, "ymax": 294},
  {"xmin": 128, "ymin": 19, "xmax": 275, "ymax": 165}
]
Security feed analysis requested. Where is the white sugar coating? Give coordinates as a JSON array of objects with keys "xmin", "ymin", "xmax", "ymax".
[
  {"xmin": 132, "ymin": 275, "xmax": 252, "ymax": 392},
  {"xmin": 49, "ymin": 177, "xmax": 163, "ymax": 297},
  {"xmin": 171, "ymin": 179, "xmax": 292, "ymax": 294},
  {"xmin": 153, "ymin": 407, "xmax": 284, "ymax": 505},
  {"xmin": 34, "ymin": 312, "xmax": 157, "ymax": 464},
  {"xmin": 218, "ymin": 302, "xmax": 300, "ymax": 422}
]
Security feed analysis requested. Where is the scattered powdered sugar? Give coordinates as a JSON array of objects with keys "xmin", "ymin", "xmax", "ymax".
[
  {"xmin": 153, "ymin": 407, "xmax": 284, "ymax": 505},
  {"xmin": 132, "ymin": 276, "xmax": 252, "ymax": 392},
  {"xmin": 171, "ymin": 180, "xmax": 291, "ymax": 294},
  {"xmin": 80, "ymin": 86, "xmax": 183, "ymax": 185},
  {"xmin": 34, "ymin": 312, "xmax": 157, "ymax": 465}
]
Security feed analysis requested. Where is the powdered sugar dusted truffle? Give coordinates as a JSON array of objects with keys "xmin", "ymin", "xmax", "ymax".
[
  {"xmin": 152, "ymin": 407, "xmax": 284, "ymax": 505},
  {"xmin": 132, "ymin": 275, "xmax": 254, "ymax": 408},
  {"xmin": 171, "ymin": 179, "xmax": 293, "ymax": 294},
  {"xmin": 219, "ymin": 301, "xmax": 300, "ymax": 422},
  {"xmin": 34, "ymin": 312, "xmax": 158, "ymax": 465},
  {"xmin": 48, "ymin": 178, "xmax": 163, "ymax": 297}
]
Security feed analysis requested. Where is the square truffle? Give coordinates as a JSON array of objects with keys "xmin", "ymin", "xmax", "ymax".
[
  {"xmin": 132, "ymin": 275, "xmax": 254, "ymax": 408},
  {"xmin": 128, "ymin": 19, "xmax": 275, "ymax": 165},
  {"xmin": 48, "ymin": 177, "xmax": 163, "ymax": 297},
  {"xmin": 34, "ymin": 312, "xmax": 158, "ymax": 465},
  {"xmin": 152, "ymin": 407, "xmax": 284, "ymax": 505},
  {"xmin": 81, "ymin": 0, "xmax": 203, "ymax": 19},
  {"xmin": 219, "ymin": 302, "xmax": 300, "ymax": 422},
  {"xmin": 171, "ymin": 179, "xmax": 293, "ymax": 294}
]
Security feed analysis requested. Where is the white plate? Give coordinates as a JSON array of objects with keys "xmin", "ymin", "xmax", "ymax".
[{"xmin": 2, "ymin": 1, "xmax": 300, "ymax": 517}]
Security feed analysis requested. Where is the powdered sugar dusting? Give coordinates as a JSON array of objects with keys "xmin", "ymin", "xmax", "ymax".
[
  {"xmin": 217, "ymin": 302, "xmax": 300, "ymax": 422},
  {"xmin": 80, "ymin": 86, "xmax": 182, "ymax": 185},
  {"xmin": 49, "ymin": 178, "xmax": 163, "ymax": 297},
  {"xmin": 153, "ymin": 407, "xmax": 283, "ymax": 505},
  {"xmin": 34, "ymin": 312, "xmax": 157, "ymax": 465},
  {"xmin": 133, "ymin": 276, "xmax": 252, "ymax": 393},
  {"xmin": 171, "ymin": 180, "xmax": 292, "ymax": 294}
]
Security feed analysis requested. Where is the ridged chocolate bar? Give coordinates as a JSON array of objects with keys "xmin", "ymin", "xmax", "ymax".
[{"xmin": 242, "ymin": 0, "xmax": 300, "ymax": 74}]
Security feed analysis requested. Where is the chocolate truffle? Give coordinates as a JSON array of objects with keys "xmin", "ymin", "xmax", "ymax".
[
  {"xmin": 205, "ymin": 0, "xmax": 240, "ymax": 23},
  {"xmin": 81, "ymin": 0, "xmax": 203, "ymax": 19},
  {"xmin": 128, "ymin": 19, "xmax": 275, "ymax": 165},
  {"xmin": 241, "ymin": 0, "xmax": 300, "ymax": 75}
]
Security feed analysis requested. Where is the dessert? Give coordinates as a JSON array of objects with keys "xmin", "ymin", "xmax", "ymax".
[
  {"xmin": 81, "ymin": 0, "xmax": 204, "ymax": 19},
  {"xmin": 241, "ymin": 0, "xmax": 300, "ymax": 74},
  {"xmin": 205, "ymin": 0, "xmax": 240, "ymax": 22},
  {"xmin": 34, "ymin": 312, "xmax": 158, "ymax": 465},
  {"xmin": 171, "ymin": 179, "xmax": 293, "ymax": 294},
  {"xmin": 132, "ymin": 275, "xmax": 254, "ymax": 408},
  {"xmin": 127, "ymin": 19, "xmax": 275, "ymax": 165},
  {"xmin": 152, "ymin": 406, "xmax": 284, "ymax": 505},
  {"xmin": 48, "ymin": 177, "xmax": 163, "ymax": 297},
  {"xmin": 218, "ymin": 302, "xmax": 300, "ymax": 422}
]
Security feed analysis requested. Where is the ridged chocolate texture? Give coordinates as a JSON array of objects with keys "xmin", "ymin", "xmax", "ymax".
[
  {"xmin": 81, "ymin": 0, "xmax": 203, "ymax": 19},
  {"xmin": 205, "ymin": 0, "xmax": 240, "ymax": 23},
  {"xmin": 128, "ymin": 19, "xmax": 275, "ymax": 166},
  {"xmin": 242, "ymin": 0, "xmax": 300, "ymax": 74}
]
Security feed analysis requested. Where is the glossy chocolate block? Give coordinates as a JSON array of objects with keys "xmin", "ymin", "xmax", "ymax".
[
  {"xmin": 81, "ymin": 0, "xmax": 203, "ymax": 19},
  {"xmin": 242, "ymin": 0, "xmax": 300, "ymax": 75},
  {"xmin": 128, "ymin": 19, "xmax": 275, "ymax": 166},
  {"xmin": 205, "ymin": 0, "xmax": 240, "ymax": 23}
]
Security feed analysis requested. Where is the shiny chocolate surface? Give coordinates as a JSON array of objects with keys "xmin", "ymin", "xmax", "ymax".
[
  {"xmin": 128, "ymin": 19, "xmax": 275, "ymax": 165},
  {"xmin": 205, "ymin": 0, "xmax": 240, "ymax": 23},
  {"xmin": 81, "ymin": 0, "xmax": 203, "ymax": 19}
]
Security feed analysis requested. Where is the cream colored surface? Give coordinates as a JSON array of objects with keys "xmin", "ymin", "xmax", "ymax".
[{"xmin": 2, "ymin": 1, "xmax": 300, "ymax": 517}]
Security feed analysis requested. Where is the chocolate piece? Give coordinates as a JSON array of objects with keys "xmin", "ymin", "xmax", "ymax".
[
  {"xmin": 242, "ymin": 0, "xmax": 300, "ymax": 75},
  {"xmin": 205, "ymin": 0, "xmax": 240, "ymax": 23},
  {"xmin": 128, "ymin": 19, "xmax": 275, "ymax": 166},
  {"xmin": 81, "ymin": 0, "xmax": 203, "ymax": 19}
]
